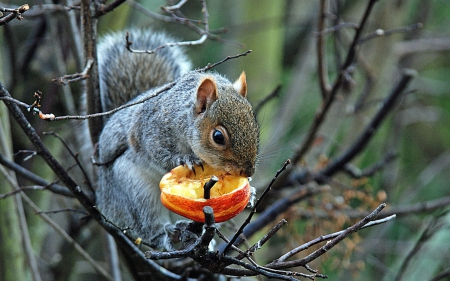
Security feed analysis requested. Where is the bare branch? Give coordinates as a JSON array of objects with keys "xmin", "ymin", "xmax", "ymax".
[
  {"xmin": 126, "ymin": 31, "xmax": 208, "ymax": 54},
  {"xmin": 235, "ymin": 219, "xmax": 287, "ymax": 260},
  {"xmin": 52, "ymin": 58, "xmax": 94, "ymax": 85},
  {"xmin": 395, "ymin": 213, "xmax": 448, "ymax": 281},
  {"xmin": 317, "ymin": 0, "xmax": 331, "ymax": 99},
  {"xmin": 430, "ymin": 267, "xmax": 450, "ymax": 281},
  {"xmin": 94, "ymin": 0, "xmax": 126, "ymax": 18},
  {"xmin": 276, "ymin": 215, "xmax": 396, "ymax": 262},
  {"xmin": 36, "ymin": 50, "xmax": 251, "ymax": 121},
  {"xmin": 254, "ymin": 85, "xmax": 282, "ymax": 116},
  {"xmin": 318, "ymin": 69, "xmax": 416, "ymax": 179},
  {"xmin": 42, "ymin": 131, "xmax": 94, "ymax": 192},
  {"xmin": 0, "ymin": 4, "xmax": 29, "ymax": 26},
  {"xmin": 199, "ymin": 50, "xmax": 252, "ymax": 72},
  {"xmin": 222, "ymin": 159, "xmax": 291, "ymax": 254},
  {"xmin": 0, "ymin": 153, "xmax": 75, "ymax": 197},
  {"xmin": 268, "ymin": 203, "xmax": 387, "ymax": 269},
  {"xmin": 358, "ymin": 22, "xmax": 423, "ymax": 45},
  {"xmin": 165, "ymin": 0, "xmax": 188, "ymax": 11},
  {"xmin": 343, "ymin": 151, "xmax": 398, "ymax": 179},
  {"xmin": 1, "ymin": 80, "xmax": 186, "ymax": 280},
  {"xmin": 291, "ymin": 0, "xmax": 379, "ymax": 165},
  {"xmin": 0, "ymin": 164, "xmax": 113, "ymax": 280}
]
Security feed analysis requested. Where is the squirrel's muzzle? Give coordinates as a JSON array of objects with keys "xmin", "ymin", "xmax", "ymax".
[{"xmin": 240, "ymin": 161, "xmax": 255, "ymax": 178}]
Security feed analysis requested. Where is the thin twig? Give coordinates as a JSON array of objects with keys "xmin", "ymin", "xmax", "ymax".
[
  {"xmin": 35, "ymin": 208, "xmax": 89, "ymax": 216},
  {"xmin": 343, "ymin": 151, "xmax": 398, "ymax": 178},
  {"xmin": 222, "ymin": 160, "xmax": 290, "ymax": 254},
  {"xmin": 52, "ymin": 58, "xmax": 94, "ymax": 85},
  {"xmin": 199, "ymin": 50, "xmax": 252, "ymax": 72},
  {"xmin": 276, "ymin": 215, "xmax": 396, "ymax": 262},
  {"xmin": 35, "ymin": 50, "xmax": 251, "ymax": 121},
  {"xmin": 1, "ymin": 185, "xmax": 46, "ymax": 198},
  {"xmin": 268, "ymin": 203, "xmax": 387, "ymax": 270},
  {"xmin": 0, "ymin": 4, "xmax": 29, "ymax": 26},
  {"xmin": 317, "ymin": 0, "xmax": 331, "ymax": 98},
  {"xmin": 0, "ymin": 165, "xmax": 114, "ymax": 281},
  {"xmin": 235, "ymin": 219, "xmax": 288, "ymax": 260},
  {"xmin": 1, "ymin": 80, "xmax": 185, "ymax": 281},
  {"xmin": 218, "ymin": 183, "xmax": 329, "ymax": 251},
  {"xmin": 42, "ymin": 132, "xmax": 94, "ymax": 192},
  {"xmin": 165, "ymin": 0, "xmax": 188, "ymax": 11},
  {"xmin": 0, "ymin": 153, "xmax": 75, "ymax": 197},
  {"xmin": 395, "ymin": 212, "xmax": 447, "ymax": 281},
  {"xmin": 126, "ymin": 31, "xmax": 208, "ymax": 54},
  {"xmin": 291, "ymin": 0, "xmax": 379, "ymax": 165},
  {"xmin": 318, "ymin": 69, "xmax": 416, "ymax": 179},
  {"xmin": 358, "ymin": 22, "xmax": 423, "ymax": 45},
  {"xmin": 0, "ymin": 165, "xmax": 42, "ymax": 281},
  {"xmin": 127, "ymin": 0, "xmax": 230, "ymax": 45},
  {"xmin": 254, "ymin": 85, "xmax": 282, "ymax": 116},
  {"xmin": 43, "ymin": 82, "xmax": 174, "ymax": 120},
  {"xmin": 94, "ymin": 0, "xmax": 126, "ymax": 18},
  {"xmin": 429, "ymin": 266, "xmax": 450, "ymax": 281},
  {"xmin": 316, "ymin": 22, "xmax": 358, "ymax": 35}
]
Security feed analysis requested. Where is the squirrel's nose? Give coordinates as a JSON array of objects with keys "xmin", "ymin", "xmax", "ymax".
[{"xmin": 240, "ymin": 162, "xmax": 255, "ymax": 177}]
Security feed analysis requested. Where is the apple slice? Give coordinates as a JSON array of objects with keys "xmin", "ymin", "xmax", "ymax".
[{"xmin": 160, "ymin": 164, "xmax": 250, "ymax": 223}]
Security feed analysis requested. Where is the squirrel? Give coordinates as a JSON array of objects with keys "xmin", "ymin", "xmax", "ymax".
[{"xmin": 94, "ymin": 29, "xmax": 260, "ymax": 250}]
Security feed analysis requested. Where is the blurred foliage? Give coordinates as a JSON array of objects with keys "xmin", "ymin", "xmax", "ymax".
[{"xmin": 1, "ymin": 0, "xmax": 450, "ymax": 280}]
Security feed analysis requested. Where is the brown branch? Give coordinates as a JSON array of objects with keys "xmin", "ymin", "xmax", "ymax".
[
  {"xmin": 275, "ymin": 214, "xmax": 396, "ymax": 262},
  {"xmin": 235, "ymin": 219, "xmax": 287, "ymax": 260},
  {"xmin": 430, "ymin": 267, "xmax": 450, "ymax": 281},
  {"xmin": 93, "ymin": 0, "xmax": 126, "ymax": 18},
  {"xmin": 268, "ymin": 203, "xmax": 387, "ymax": 269},
  {"xmin": 0, "ymin": 153, "xmax": 75, "ymax": 197},
  {"xmin": 0, "ymin": 81, "xmax": 183, "ymax": 280},
  {"xmin": 42, "ymin": 82, "xmax": 175, "ymax": 121},
  {"xmin": 291, "ymin": 0, "xmax": 379, "ymax": 165},
  {"xmin": 318, "ymin": 69, "xmax": 416, "ymax": 179},
  {"xmin": 222, "ymin": 159, "xmax": 291, "ymax": 254},
  {"xmin": 284, "ymin": 68, "xmax": 416, "ymax": 187},
  {"xmin": 358, "ymin": 22, "xmax": 423, "ymax": 45},
  {"xmin": 218, "ymin": 183, "xmax": 329, "ymax": 252},
  {"xmin": 199, "ymin": 50, "xmax": 252, "ymax": 72},
  {"xmin": 126, "ymin": 31, "xmax": 208, "ymax": 54},
  {"xmin": 52, "ymin": 58, "xmax": 94, "ymax": 85},
  {"xmin": 254, "ymin": 85, "xmax": 282, "ymax": 116},
  {"xmin": 0, "ymin": 4, "xmax": 29, "ymax": 26},
  {"xmin": 395, "ymin": 212, "xmax": 447, "ymax": 281},
  {"xmin": 343, "ymin": 151, "xmax": 398, "ymax": 178},
  {"xmin": 317, "ymin": 0, "xmax": 331, "ymax": 99},
  {"xmin": 38, "ymin": 49, "xmax": 250, "ymax": 121},
  {"xmin": 42, "ymin": 132, "xmax": 94, "ymax": 193},
  {"xmin": 81, "ymin": 0, "xmax": 102, "ymax": 145},
  {"xmin": 127, "ymin": 0, "xmax": 227, "ymax": 44}
]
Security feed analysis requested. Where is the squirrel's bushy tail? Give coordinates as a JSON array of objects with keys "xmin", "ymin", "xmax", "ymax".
[{"xmin": 97, "ymin": 29, "xmax": 192, "ymax": 112}]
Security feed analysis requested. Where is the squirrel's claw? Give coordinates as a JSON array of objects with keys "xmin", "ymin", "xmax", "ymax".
[{"xmin": 177, "ymin": 156, "xmax": 203, "ymax": 175}]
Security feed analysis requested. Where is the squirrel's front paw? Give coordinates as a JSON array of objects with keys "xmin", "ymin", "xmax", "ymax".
[{"xmin": 177, "ymin": 155, "xmax": 203, "ymax": 175}]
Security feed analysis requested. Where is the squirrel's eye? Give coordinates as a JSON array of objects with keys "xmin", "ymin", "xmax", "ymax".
[{"xmin": 212, "ymin": 129, "xmax": 226, "ymax": 146}]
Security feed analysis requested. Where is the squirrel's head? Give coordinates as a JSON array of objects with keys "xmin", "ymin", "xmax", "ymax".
[{"xmin": 192, "ymin": 72, "xmax": 260, "ymax": 178}]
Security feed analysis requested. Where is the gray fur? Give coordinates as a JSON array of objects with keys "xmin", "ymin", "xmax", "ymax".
[{"xmin": 96, "ymin": 29, "xmax": 259, "ymax": 249}]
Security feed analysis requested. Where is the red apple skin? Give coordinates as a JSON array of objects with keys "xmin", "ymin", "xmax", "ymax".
[{"xmin": 160, "ymin": 166, "xmax": 251, "ymax": 223}]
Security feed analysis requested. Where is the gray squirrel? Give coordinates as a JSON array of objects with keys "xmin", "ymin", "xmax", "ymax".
[{"xmin": 94, "ymin": 29, "xmax": 260, "ymax": 250}]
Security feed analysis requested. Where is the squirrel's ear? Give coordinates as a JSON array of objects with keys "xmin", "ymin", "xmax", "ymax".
[
  {"xmin": 233, "ymin": 71, "xmax": 247, "ymax": 98},
  {"xmin": 196, "ymin": 77, "xmax": 218, "ymax": 114}
]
